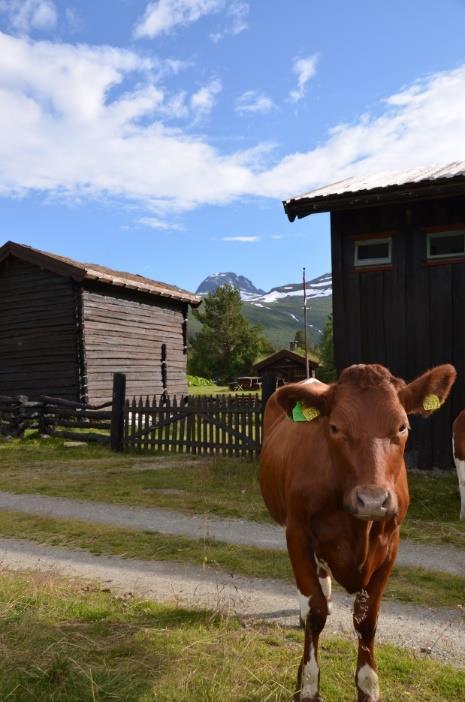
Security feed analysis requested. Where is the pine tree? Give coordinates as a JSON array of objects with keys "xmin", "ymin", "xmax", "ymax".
[
  {"xmin": 188, "ymin": 285, "xmax": 272, "ymax": 383},
  {"xmin": 318, "ymin": 314, "xmax": 337, "ymax": 382}
]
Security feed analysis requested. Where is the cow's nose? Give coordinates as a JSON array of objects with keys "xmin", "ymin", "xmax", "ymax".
[{"xmin": 353, "ymin": 486, "xmax": 394, "ymax": 520}]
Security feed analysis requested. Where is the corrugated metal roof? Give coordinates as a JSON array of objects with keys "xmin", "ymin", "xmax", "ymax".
[
  {"xmin": 0, "ymin": 241, "xmax": 201, "ymax": 306},
  {"xmin": 284, "ymin": 161, "xmax": 465, "ymax": 219}
]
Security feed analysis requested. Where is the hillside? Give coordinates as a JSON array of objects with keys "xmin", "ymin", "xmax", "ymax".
[{"xmin": 189, "ymin": 272, "xmax": 332, "ymax": 349}]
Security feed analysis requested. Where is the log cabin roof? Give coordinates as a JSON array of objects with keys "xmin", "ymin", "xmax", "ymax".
[
  {"xmin": 284, "ymin": 161, "xmax": 465, "ymax": 220},
  {"xmin": 0, "ymin": 241, "xmax": 201, "ymax": 306},
  {"xmin": 253, "ymin": 348, "xmax": 319, "ymax": 372}
]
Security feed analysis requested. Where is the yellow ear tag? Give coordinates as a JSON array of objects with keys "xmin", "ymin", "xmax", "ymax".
[
  {"xmin": 302, "ymin": 406, "xmax": 320, "ymax": 421},
  {"xmin": 292, "ymin": 402, "xmax": 320, "ymax": 422},
  {"xmin": 423, "ymin": 394, "xmax": 441, "ymax": 411}
]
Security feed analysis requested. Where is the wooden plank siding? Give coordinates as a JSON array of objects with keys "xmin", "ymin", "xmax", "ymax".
[
  {"xmin": 331, "ymin": 196, "xmax": 465, "ymax": 469},
  {"xmin": 0, "ymin": 258, "xmax": 80, "ymax": 400},
  {"xmin": 81, "ymin": 284, "xmax": 188, "ymax": 403}
]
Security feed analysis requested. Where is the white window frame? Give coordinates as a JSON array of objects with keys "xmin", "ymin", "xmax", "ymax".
[
  {"xmin": 426, "ymin": 229, "xmax": 465, "ymax": 260},
  {"xmin": 354, "ymin": 237, "xmax": 392, "ymax": 267}
]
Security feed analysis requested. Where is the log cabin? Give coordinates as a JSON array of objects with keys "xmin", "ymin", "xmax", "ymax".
[
  {"xmin": 284, "ymin": 162, "xmax": 465, "ymax": 469},
  {"xmin": 253, "ymin": 348, "xmax": 319, "ymax": 384},
  {"xmin": 0, "ymin": 241, "xmax": 201, "ymax": 403}
]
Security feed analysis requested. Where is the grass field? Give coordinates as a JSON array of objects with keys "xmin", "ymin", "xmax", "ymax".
[
  {"xmin": 0, "ymin": 509, "xmax": 462, "ymax": 611},
  {"xmin": 0, "ymin": 569, "xmax": 463, "ymax": 701},
  {"xmin": 0, "ymin": 436, "xmax": 464, "ymax": 547}
]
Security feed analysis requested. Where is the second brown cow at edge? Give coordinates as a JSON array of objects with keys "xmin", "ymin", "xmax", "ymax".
[{"xmin": 260, "ymin": 363, "xmax": 456, "ymax": 702}]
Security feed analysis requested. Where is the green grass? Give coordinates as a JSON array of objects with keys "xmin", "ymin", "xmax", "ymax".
[
  {"xmin": 0, "ymin": 568, "xmax": 463, "ymax": 701},
  {"xmin": 0, "ymin": 436, "xmax": 271, "ymax": 521},
  {"xmin": 187, "ymin": 384, "xmax": 258, "ymax": 396},
  {"xmin": 0, "ymin": 509, "xmax": 463, "ymax": 611},
  {"xmin": 0, "ymin": 436, "xmax": 464, "ymax": 546}
]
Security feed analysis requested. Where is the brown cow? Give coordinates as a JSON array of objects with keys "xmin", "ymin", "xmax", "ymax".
[
  {"xmin": 452, "ymin": 410, "xmax": 465, "ymax": 520},
  {"xmin": 260, "ymin": 363, "xmax": 456, "ymax": 702}
]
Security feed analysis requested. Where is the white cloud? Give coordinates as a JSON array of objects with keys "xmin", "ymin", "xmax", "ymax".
[
  {"xmin": 138, "ymin": 216, "xmax": 183, "ymax": 230},
  {"xmin": 2, "ymin": 31, "xmax": 465, "ymax": 219},
  {"xmin": 258, "ymin": 66, "xmax": 465, "ymax": 198},
  {"xmin": 222, "ymin": 236, "xmax": 260, "ymax": 242},
  {"xmin": 289, "ymin": 54, "xmax": 318, "ymax": 103},
  {"xmin": 236, "ymin": 90, "xmax": 274, "ymax": 115},
  {"xmin": 65, "ymin": 7, "xmax": 82, "ymax": 34},
  {"xmin": 134, "ymin": 0, "xmax": 223, "ymax": 39},
  {"xmin": 0, "ymin": 0, "xmax": 57, "ymax": 33},
  {"xmin": 190, "ymin": 78, "xmax": 222, "ymax": 118},
  {"xmin": 210, "ymin": 0, "xmax": 249, "ymax": 41}
]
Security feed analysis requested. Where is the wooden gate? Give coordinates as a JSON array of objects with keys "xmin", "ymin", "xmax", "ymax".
[{"xmin": 124, "ymin": 393, "xmax": 262, "ymax": 457}]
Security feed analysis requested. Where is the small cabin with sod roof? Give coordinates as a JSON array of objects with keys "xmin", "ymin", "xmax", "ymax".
[
  {"xmin": 0, "ymin": 241, "xmax": 201, "ymax": 403},
  {"xmin": 284, "ymin": 162, "xmax": 465, "ymax": 469},
  {"xmin": 253, "ymin": 348, "xmax": 319, "ymax": 384}
]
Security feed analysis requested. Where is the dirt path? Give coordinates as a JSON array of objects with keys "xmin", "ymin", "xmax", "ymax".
[
  {"xmin": 0, "ymin": 537, "xmax": 463, "ymax": 668},
  {"xmin": 0, "ymin": 490, "xmax": 463, "ymax": 576}
]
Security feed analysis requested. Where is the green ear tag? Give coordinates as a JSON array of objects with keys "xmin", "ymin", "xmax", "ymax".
[
  {"xmin": 292, "ymin": 401, "xmax": 320, "ymax": 422},
  {"xmin": 423, "ymin": 394, "xmax": 441, "ymax": 411}
]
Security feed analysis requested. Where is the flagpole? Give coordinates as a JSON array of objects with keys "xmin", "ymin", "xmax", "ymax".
[{"xmin": 303, "ymin": 267, "xmax": 310, "ymax": 379}]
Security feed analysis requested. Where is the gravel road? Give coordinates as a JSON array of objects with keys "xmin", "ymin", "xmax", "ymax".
[
  {"xmin": 0, "ymin": 490, "xmax": 463, "ymax": 576},
  {"xmin": 0, "ymin": 537, "xmax": 463, "ymax": 668}
]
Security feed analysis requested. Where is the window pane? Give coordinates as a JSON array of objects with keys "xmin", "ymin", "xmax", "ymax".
[
  {"xmin": 357, "ymin": 242, "xmax": 390, "ymax": 261},
  {"xmin": 429, "ymin": 233, "xmax": 465, "ymax": 258}
]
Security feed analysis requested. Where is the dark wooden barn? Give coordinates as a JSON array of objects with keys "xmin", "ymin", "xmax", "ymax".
[
  {"xmin": 0, "ymin": 241, "xmax": 200, "ymax": 403},
  {"xmin": 254, "ymin": 348, "xmax": 319, "ymax": 384},
  {"xmin": 284, "ymin": 162, "xmax": 465, "ymax": 469}
]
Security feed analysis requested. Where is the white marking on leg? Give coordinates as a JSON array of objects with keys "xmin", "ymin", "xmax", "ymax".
[
  {"xmin": 318, "ymin": 574, "xmax": 332, "ymax": 614},
  {"xmin": 357, "ymin": 664, "xmax": 379, "ymax": 700},
  {"xmin": 301, "ymin": 645, "xmax": 319, "ymax": 700},
  {"xmin": 452, "ymin": 435, "xmax": 465, "ymax": 520},
  {"xmin": 298, "ymin": 589, "xmax": 311, "ymax": 623},
  {"xmin": 314, "ymin": 554, "xmax": 333, "ymax": 614}
]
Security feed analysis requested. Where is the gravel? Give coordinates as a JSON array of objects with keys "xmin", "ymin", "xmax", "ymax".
[
  {"xmin": 0, "ymin": 537, "xmax": 463, "ymax": 667},
  {"xmin": 0, "ymin": 490, "xmax": 463, "ymax": 576}
]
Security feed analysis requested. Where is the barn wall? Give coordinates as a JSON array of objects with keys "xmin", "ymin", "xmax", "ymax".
[
  {"xmin": 81, "ymin": 283, "xmax": 188, "ymax": 403},
  {"xmin": 0, "ymin": 257, "xmax": 80, "ymax": 400},
  {"xmin": 331, "ymin": 195, "xmax": 465, "ymax": 469}
]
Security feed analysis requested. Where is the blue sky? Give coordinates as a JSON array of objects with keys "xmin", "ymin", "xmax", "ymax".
[{"xmin": 2, "ymin": 1, "xmax": 465, "ymax": 293}]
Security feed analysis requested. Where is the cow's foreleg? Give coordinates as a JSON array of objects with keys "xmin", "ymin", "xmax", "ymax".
[
  {"xmin": 353, "ymin": 544, "xmax": 398, "ymax": 702},
  {"xmin": 286, "ymin": 526, "xmax": 328, "ymax": 702}
]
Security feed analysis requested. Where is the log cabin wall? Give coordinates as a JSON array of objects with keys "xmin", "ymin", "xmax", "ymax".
[
  {"xmin": 81, "ymin": 282, "xmax": 188, "ymax": 403},
  {"xmin": 0, "ymin": 257, "xmax": 81, "ymax": 400},
  {"xmin": 331, "ymin": 194, "xmax": 465, "ymax": 469}
]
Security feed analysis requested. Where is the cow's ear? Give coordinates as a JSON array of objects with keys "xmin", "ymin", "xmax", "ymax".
[
  {"xmin": 398, "ymin": 364, "xmax": 456, "ymax": 416},
  {"xmin": 275, "ymin": 380, "xmax": 332, "ymax": 420}
]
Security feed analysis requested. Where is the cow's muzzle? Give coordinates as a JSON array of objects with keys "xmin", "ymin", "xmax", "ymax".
[{"xmin": 345, "ymin": 485, "xmax": 398, "ymax": 520}]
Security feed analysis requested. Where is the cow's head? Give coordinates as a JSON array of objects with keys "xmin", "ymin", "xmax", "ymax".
[{"xmin": 276, "ymin": 364, "xmax": 456, "ymax": 520}]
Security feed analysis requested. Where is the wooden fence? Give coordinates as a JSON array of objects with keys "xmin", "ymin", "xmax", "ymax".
[
  {"xmin": 0, "ymin": 394, "xmax": 112, "ymax": 444},
  {"xmin": 124, "ymin": 393, "xmax": 262, "ymax": 457},
  {"xmin": 0, "ymin": 372, "xmax": 266, "ymax": 457}
]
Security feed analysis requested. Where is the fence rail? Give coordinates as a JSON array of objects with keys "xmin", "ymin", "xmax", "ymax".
[{"xmin": 0, "ymin": 394, "xmax": 112, "ymax": 444}]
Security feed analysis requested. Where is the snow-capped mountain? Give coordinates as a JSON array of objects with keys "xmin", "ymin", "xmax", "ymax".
[
  {"xmin": 196, "ymin": 272, "xmax": 265, "ymax": 297},
  {"xmin": 250, "ymin": 272, "xmax": 332, "ymax": 304},
  {"xmin": 192, "ymin": 271, "xmax": 333, "ymax": 348},
  {"xmin": 196, "ymin": 271, "xmax": 332, "ymax": 303}
]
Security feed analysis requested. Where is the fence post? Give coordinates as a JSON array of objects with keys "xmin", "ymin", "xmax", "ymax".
[
  {"xmin": 261, "ymin": 373, "xmax": 277, "ymax": 416},
  {"xmin": 111, "ymin": 373, "xmax": 126, "ymax": 452}
]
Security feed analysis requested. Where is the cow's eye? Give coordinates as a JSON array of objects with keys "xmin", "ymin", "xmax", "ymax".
[
  {"xmin": 330, "ymin": 424, "xmax": 339, "ymax": 435},
  {"xmin": 399, "ymin": 424, "xmax": 409, "ymax": 434}
]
